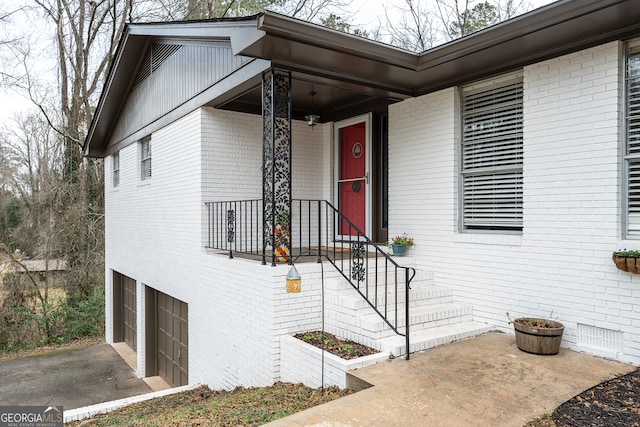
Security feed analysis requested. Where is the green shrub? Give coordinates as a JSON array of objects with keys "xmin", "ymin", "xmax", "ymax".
[{"xmin": 62, "ymin": 284, "xmax": 105, "ymax": 340}]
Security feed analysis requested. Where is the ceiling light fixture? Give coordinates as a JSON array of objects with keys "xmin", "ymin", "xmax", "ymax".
[{"xmin": 305, "ymin": 91, "xmax": 320, "ymax": 127}]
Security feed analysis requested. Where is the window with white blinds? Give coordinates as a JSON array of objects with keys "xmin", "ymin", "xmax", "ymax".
[
  {"xmin": 141, "ymin": 138, "xmax": 151, "ymax": 180},
  {"xmin": 626, "ymin": 42, "xmax": 640, "ymax": 237},
  {"xmin": 460, "ymin": 72, "xmax": 523, "ymax": 232}
]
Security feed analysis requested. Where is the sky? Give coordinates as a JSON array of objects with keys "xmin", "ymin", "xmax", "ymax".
[{"xmin": 0, "ymin": 0, "xmax": 557, "ymax": 127}]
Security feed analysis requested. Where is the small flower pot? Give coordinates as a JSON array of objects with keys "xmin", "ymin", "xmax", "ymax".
[{"xmin": 392, "ymin": 244, "xmax": 407, "ymax": 257}]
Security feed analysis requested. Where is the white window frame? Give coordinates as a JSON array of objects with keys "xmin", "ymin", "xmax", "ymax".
[
  {"xmin": 625, "ymin": 40, "xmax": 640, "ymax": 238},
  {"xmin": 459, "ymin": 71, "xmax": 523, "ymax": 233},
  {"xmin": 140, "ymin": 137, "xmax": 151, "ymax": 180},
  {"xmin": 113, "ymin": 151, "xmax": 120, "ymax": 187}
]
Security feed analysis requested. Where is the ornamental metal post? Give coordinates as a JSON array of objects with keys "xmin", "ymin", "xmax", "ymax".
[{"xmin": 262, "ymin": 70, "xmax": 292, "ymax": 266}]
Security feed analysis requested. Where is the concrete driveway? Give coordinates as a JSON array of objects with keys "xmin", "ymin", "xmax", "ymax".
[{"xmin": 0, "ymin": 343, "xmax": 151, "ymax": 410}]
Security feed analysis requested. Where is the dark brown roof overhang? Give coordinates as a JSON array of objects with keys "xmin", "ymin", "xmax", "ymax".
[
  {"xmin": 244, "ymin": 0, "xmax": 640, "ymax": 96},
  {"xmin": 84, "ymin": 0, "xmax": 640, "ymax": 157}
]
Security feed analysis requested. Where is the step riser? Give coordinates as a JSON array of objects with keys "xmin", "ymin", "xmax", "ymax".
[
  {"xmin": 380, "ymin": 324, "xmax": 496, "ymax": 356},
  {"xmin": 333, "ymin": 293, "xmax": 453, "ymax": 312},
  {"xmin": 326, "ymin": 307, "xmax": 474, "ymax": 340},
  {"xmin": 326, "ymin": 275, "xmax": 431, "ymax": 287},
  {"xmin": 331, "ymin": 300, "xmax": 451, "ymax": 314}
]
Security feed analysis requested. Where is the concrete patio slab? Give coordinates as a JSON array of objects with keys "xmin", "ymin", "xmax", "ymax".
[{"xmin": 265, "ymin": 332, "xmax": 635, "ymax": 427}]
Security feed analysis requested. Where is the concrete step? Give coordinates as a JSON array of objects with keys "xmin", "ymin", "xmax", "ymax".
[
  {"xmin": 325, "ymin": 275, "xmax": 428, "ymax": 293},
  {"xmin": 335, "ymin": 285, "xmax": 454, "ymax": 313},
  {"xmin": 378, "ymin": 321, "xmax": 495, "ymax": 356},
  {"xmin": 327, "ymin": 301, "xmax": 475, "ymax": 341},
  {"xmin": 321, "ymin": 265, "xmax": 490, "ymax": 359},
  {"xmin": 356, "ymin": 302, "xmax": 474, "ymax": 339}
]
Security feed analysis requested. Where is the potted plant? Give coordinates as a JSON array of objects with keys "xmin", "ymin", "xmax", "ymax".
[
  {"xmin": 388, "ymin": 233, "xmax": 414, "ymax": 257},
  {"xmin": 510, "ymin": 316, "xmax": 564, "ymax": 355},
  {"xmin": 274, "ymin": 207, "xmax": 290, "ymax": 263},
  {"xmin": 612, "ymin": 249, "xmax": 640, "ymax": 273}
]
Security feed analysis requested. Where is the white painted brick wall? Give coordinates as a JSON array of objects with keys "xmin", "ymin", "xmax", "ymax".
[
  {"xmin": 201, "ymin": 107, "xmax": 328, "ymax": 203},
  {"xmin": 389, "ymin": 41, "xmax": 640, "ymax": 364},
  {"xmin": 279, "ymin": 334, "xmax": 389, "ymax": 389},
  {"xmin": 106, "ymin": 107, "xmax": 334, "ymax": 389},
  {"xmin": 103, "ymin": 39, "xmax": 640, "ymax": 389}
]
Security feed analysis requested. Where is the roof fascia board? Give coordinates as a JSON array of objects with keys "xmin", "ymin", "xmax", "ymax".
[
  {"xmin": 256, "ymin": 12, "xmax": 418, "ymax": 71},
  {"xmin": 126, "ymin": 19, "xmax": 265, "ymax": 55},
  {"xmin": 416, "ymin": 0, "xmax": 634, "ymax": 71},
  {"xmin": 126, "ymin": 19, "xmax": 257, "ymax": 37},
  {"xmin": 84, "ymin": 27, "xmax": 143, "ymax": 156}
]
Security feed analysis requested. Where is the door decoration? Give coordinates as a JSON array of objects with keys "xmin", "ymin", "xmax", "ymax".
[{"xmin": 352, "ymin": 142, "xmax": 363, "ymax": 158}]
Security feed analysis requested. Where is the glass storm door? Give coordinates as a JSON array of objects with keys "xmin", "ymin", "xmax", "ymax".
[{"xmin": 336, "ymin": 117, "xmax": 370, "ymax": 237}]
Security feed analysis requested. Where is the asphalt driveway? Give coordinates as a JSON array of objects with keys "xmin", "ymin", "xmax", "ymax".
[{"xmin": 0, "ymin": 343, "xmax": 151, "ymax": 410}]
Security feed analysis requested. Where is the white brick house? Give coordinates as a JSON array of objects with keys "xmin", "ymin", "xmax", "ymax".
[{"xmin": 85, "ymin": 0, "xmax": 640, "ymax": 390}]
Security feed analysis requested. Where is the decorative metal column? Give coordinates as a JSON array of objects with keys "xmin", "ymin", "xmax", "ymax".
[{"xmin": 262, "ymin": 70, "xmax": 292, "ymax": 266}]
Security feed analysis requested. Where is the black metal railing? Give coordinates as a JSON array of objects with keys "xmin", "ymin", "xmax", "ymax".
[{"xmin": 205, "ymin": 199, "xmax": 416, "ymax": 359}]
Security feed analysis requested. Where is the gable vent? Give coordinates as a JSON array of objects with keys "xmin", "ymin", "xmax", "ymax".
[{"xmin": 131, "ymin": 43, "xmax": 182, "ymax": 90}]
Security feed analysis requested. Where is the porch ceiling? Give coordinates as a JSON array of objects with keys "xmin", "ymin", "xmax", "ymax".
[{"xmin": 209, "ymin": 71, "xmax": 407, "ymax": 124}]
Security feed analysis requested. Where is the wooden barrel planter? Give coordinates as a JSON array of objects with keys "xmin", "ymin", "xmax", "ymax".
[{"xmin": 514, "ymin": 318, "xmax": 564, "ymax": 355}]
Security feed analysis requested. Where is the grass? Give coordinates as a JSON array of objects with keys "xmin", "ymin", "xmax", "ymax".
[{"xmin": 67, "ymin": 382, "xmax": 352, "ymax": 426}]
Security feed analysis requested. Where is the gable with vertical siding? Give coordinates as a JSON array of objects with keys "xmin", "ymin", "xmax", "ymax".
[{"xmin": 109, "ymin": 42, "xmax": 253, "ymax": 148}]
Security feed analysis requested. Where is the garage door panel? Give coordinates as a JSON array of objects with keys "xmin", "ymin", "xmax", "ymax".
[
  {"xmin": 174, "ymin": 317, "xmax": 181, "ymax": 341},
  {"xmin": 181, "ymin": 320, "xmax": 188, "ymax": 341},
  {"xmin": 158, "ymin": 330, "xmax": 166, "ymax": 351},
  {"xmin": 158, "ymin": 354, "xmax": 166, "ymax": 377},
  {"xmin": 181, "ymin": 343, "xmax": 188, "ymax": 371},
  {"xmin": 118, "ymin": 273, "xmax": 137, "ymax": 352},
  {"xmin": 156, "ymin": 291, "xmax": 188, "ymax": 387}
]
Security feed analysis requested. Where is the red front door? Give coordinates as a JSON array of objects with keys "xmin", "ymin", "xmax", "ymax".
[{"xmin": 338, "ymin": 122, "xmax": 367, "ymax": 236}]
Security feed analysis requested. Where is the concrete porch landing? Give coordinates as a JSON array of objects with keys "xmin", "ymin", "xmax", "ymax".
[{"xmin": 265, "ymin": 332, "xmax": 634, "ymax": 427}]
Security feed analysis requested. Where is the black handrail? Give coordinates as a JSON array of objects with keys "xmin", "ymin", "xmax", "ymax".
[{"xmin": 205, "ymin": 199, "xmax": 416, "ymax": 359}]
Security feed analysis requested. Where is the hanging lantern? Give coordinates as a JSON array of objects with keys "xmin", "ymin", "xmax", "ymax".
[
  {"xmin": 286, "ymin": 264, "xmax": 301, "ymax": 293},
  {"xmin": 305, "ymin": 91, "xmax": 320, "ymax": 127}
]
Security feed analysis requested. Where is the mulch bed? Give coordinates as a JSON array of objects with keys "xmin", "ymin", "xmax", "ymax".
[{"xmin": 553, "ymin": 368, "xmax": 640, "ymax": 426}]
